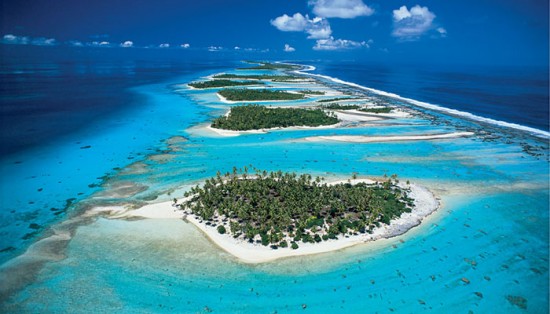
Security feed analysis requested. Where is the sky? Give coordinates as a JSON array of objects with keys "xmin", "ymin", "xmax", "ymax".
[{"xmin": 1, "ymin": 0, "xmax": 548, "ymax": 66}]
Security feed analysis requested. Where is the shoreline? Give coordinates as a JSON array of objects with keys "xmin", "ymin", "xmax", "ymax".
[
  {"xmin": 292, "ymin": 64, "xmax": 550, "ymax": 139},
  {"xmin": 203, "ymin": 122, "xmax": 343, "ymax": 137},
  {"xmin": 104, "ymin": 179, "xmax": 439, "ymax": 264}
]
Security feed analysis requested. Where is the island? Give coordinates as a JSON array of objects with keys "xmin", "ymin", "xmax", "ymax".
[
  {"xmin": 213, "ymin": 74, "xmax": 302, "ymax": 82},
  {"xmin": 218, "ymin": 88, "xmax": 305, "ymax": 101},
  {"xmin": 319, "ymin": 103, "xmax": 394, "ymax": 114},
  {"xmin": 237, "ymin": 61, "xmax": 300, "ymax": 70},
  {"xmin": 317, "ymin": 97, "xmax": 357, "ymax": 103},
  {"xmin": 188, "ymin": 79, "xmax": 264, "ymax": 89},
  {"xmin": 179, "ymin": 168, "xmax": 415, "ymax": 250},
  {"xmin": 211, "ymin": 104, "xmax": 339, "ymax": 131}
]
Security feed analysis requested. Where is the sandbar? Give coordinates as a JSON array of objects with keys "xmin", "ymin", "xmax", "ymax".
[{"xmin": 303, "ymin": 132, "xmax": 474, "ymax": 143}]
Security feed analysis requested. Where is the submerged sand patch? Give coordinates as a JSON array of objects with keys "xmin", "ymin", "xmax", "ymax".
[{"xmin": 303, "ymin": 132, "xmax": 474, "ymax": 143}]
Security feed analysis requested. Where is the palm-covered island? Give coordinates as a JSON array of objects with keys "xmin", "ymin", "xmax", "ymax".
[
  {"xmin": 211, "ymin": 104, "xmax": 338, "ymax": 130},
  {"xmin": 238, "ymin": 61, "xmax": 300, "ymax": 70},
  {"xmin": 179, "ymin": 168, "xmax": 414, "ymax": 249},
  {"xmin": 213, "ymin": 74, "xmax": 302, "ymax": 82},
  {"xmin": 320, "ymin": 103, "xmax": 393, "ymax": 113},
  {"xmin": 218, "ymin": 88, "xmax": 305, "ymax": 101},
  {"xmin": 188, "ymin": 79, "xmax": 264, "ymax": 89}
]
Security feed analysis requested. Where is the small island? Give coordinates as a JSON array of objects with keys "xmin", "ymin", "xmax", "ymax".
[
  {"xmin": 317, "ymin": 97, "xmax": 357, "ymax": 103},
  {"xmin": 319, "ymin": 103, "xmax": 394, "ymax": 114},
  {"xmin": 188, "ymin": 79, "xmax": 263, "ymax": 89},
  {"xmin": 179, "ymin": 168, "xmax": 414, "ymax": 250},
  {"xmin": 218, "ymin": 88, "xmax": 305, "ymax": 101},
  {"xmin": 237, "ymin": 62, "xmax": 300, "ymax": 70},
  {"xmin": 211, "ymin": 104, "xmax": 339, "ymax": 131},
  {"xmin": 213, "ymin": 74, "xmax": 301, "ymax": 82}
]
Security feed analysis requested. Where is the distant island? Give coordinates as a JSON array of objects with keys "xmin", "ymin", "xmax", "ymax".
[
  {"xmin": 179, "ymin": 168, "xmax": 414, "ymax": 250},
  {"xmin": 188, "ymin": 79, "xmax": 263, "ymax": 89},
  {"xmin": 213, "ymin": 74, "xmax": 302, "ymax": 82},
  {"xmin": 320, "ymin": 103, "xmax": 393, "ymax": 114},
  {"xmin": 237, "ymin": 62, "xmax": 300, "ymax": 71},
  {"xmin": 218, "ymin": 88, "xmax": 305, "ymax": 101},
  {"xmin": 211, "ymin": 104, "xmax": 339, "ymax": 131}
]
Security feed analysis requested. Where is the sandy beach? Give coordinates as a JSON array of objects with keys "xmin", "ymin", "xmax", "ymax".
[
  {"xmin": 304, "ymin": 131, "xmax": 474, "ymax": 143},
  {"xmin": 95, "ymin": 179, "xmax": 439, "ymax": 264}
]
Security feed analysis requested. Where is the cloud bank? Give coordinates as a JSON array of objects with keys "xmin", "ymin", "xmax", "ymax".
[
  {"xmin": 313, "ymin": 37, "xmax": 371, "ymax": 50},
  {"xmin": 2, "ymin": 34, "xmax": 57, "ymax": 46}
]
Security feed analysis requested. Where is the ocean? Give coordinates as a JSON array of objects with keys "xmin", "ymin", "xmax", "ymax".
[{"xmin": 1, "ymin": 47, "xmax": 548, "ymax": 312}]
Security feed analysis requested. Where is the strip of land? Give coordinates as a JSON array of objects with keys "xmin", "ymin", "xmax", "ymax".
[{"xmin": 303, "ymin": 132, "xmax": 474, "ymax": 143}]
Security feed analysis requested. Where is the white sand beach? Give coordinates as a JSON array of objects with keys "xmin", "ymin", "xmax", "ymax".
[
  {"xmin": 93, "ymin": 179, "xmax": 439, "ymax": 264},
  {"xmin": 304, "ymin": 132, "xmax": 474, "ymax": 143}
]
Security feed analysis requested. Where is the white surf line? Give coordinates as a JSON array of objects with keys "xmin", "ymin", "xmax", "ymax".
[{"xmin": 282, "ymin": 62, "xmax": 550, "ymax": 139}]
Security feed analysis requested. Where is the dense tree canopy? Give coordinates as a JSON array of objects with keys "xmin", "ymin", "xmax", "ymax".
[
  {"xmin": 211, "ymin": 104, "xmax": 338, "ymax": 131},
  {"xmin": 238, "ymin": 62, "xmax": 300, "ymax": 70},
  {"xmin": 213, "ymin": 74, "xmax": 300, "ymax": 81},
  {"xmin": 188, "ymin": 80, "xmax": 263, "ymax": 89},
  {"xmin": 317, "ymin": 97, "xmax": 356, "ymax": 103},
  {"xmin": 180, "ymin": 168, "xmax": 413, "ymax": 248},
  {"xmin": 218, "ymin": 89, "xmax": 305, "ymax": 101},
  {"xmin": 320, "ymin": 103, "xmax": 361, "ymax": 110},
  {"xmin": 358, "ymin": 107, "xmax": 393, "ymax": 114}
]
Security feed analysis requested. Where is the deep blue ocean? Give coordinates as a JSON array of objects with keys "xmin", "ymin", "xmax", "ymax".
[
  {"xmin": 1, "ymin": 46, "xmax": 548, "ymax": 312},
  {"xmin": 309, "ymin": 60, "xmax": 549, "ymax": 132}
]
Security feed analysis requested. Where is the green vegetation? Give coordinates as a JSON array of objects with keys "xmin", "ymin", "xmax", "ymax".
[
  {"xmin": 358, "ymin": 107, "xmax": 393, "ymax": 114},
  {"xmin": 213, "ymin": 74, "xmax": 300, "ymax": 82},
  {"xmin": 320, "ymin": 103, "xmax": 360, "ymax": 110},
  {"xmin": 218, "ymin": 89, "xmax": 305, "ymax": 101},
  {"xmin": 180, "ymin": 168, "xmax": 413, "ymax": 249},
  {"xmin": 238, "ymin": 62, "xmax": 300, "ymax": 70},
  {"xmin": 299, "ymin": 90, "xmax": 325, "ymax": 95},
  {"xmin": 211, "ymin": 104, "xmax": 338, "ymax": 131},
  {"xmin": 317, "ymin": 97, "xmax": 356, "ymax": 103},
  {"xmin": 188, "ymin": 80, "xmax": 263, "ymax": 89}
]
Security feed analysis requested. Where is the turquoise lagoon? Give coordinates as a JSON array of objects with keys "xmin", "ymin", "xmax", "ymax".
[{"xmin": 1, "ymin": 63, "xmax": 548, "ymax": 313}]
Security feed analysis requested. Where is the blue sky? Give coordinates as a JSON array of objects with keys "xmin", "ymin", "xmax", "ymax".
[{"xmin": 1, "ymin": 0, "xmax": 548, "ymax": 65}]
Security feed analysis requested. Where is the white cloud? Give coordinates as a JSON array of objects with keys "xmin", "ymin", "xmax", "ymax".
[
  {"xmin": 271, "ymin": 13, "xmax": 332, "ymax": 39},
  {"xmin": 36, "ymin": 38, "xmax": 56, "ymax": 46},
  {"xmin": 208, "ymin": 46, "xmax": 222, "ymax": 51},
  {"xmin": 181, "ymin": 43, "xmax": 190, "ymax": 48},
  {"xmin": 2, "ymin": 34, "xmax": 29, "ymax": 44},
  {"xmin": 159, "ymin": 43, "xmax": 170, "ymax": 48},
  {"xmin": 392, "ymin": 5, "xmax": 436, "ymax": 40},
  {"xmin": 436, "ymin": 27, "xmax": 447, "ymax": 37},
  {"xmin": 69, "ymin": 41, "xmax": 84, "ymax": 47},
  {"xmin": 313, "ymin": 36, "xmax": 370, "ymax": 50},
  {"xmin": 270, "ymin": 13, "xmax": 309, "ymax": 32},
  {"xmin": 234, "ymin": 46, "xmax": 241, "ymax": 50},
  {"xmin": 120, "ymin": 40, "xmax": 134, "ymax": 47},
  {"xmin": 306, "ymin": 17, "xmax": 332, "ymax": 39},
  {"xmin": 309, "ymin": 0, "xmax": 374, "ymax": 19},
  {"xmin": 2, "ymin": 34, "xmax": 56, "ymax": 46},
  {"xmin": 284, "ymin": 44, "xmax": 296, "ymax": 52}
]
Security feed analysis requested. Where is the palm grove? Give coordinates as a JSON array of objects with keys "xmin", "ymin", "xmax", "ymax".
[{"xmin": 179, "ymin": 168, "xmax": 414, "ymax": 250}]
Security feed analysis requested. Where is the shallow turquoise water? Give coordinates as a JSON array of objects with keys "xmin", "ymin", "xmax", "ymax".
[{"xmin": 1, "ymin": 64, "xmax": 548, "ymax": 313}]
